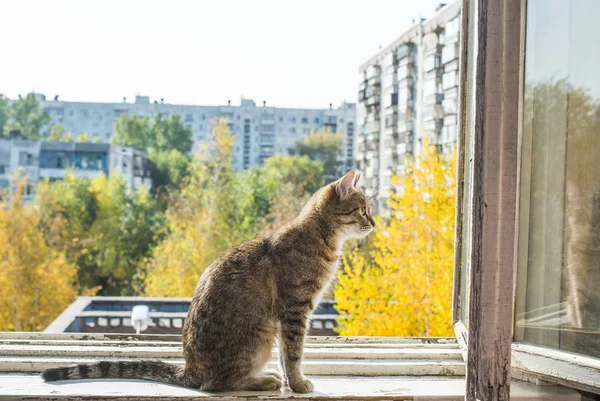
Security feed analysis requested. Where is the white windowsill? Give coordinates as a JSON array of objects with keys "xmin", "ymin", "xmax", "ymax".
[
  {"xmin": 0, "ymin": 374, "xmax": 582, "ymax": 401},
  {"xmin": 0, "ymin": 333, "xmax": 582, "ymax": 400}
]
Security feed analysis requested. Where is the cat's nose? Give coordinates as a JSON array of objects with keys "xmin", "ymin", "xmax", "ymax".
[{"xmin": 369, "ymin": 217, "xmax": 375, "ymax": 227}]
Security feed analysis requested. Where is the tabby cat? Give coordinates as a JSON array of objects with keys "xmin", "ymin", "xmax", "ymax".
[{"xmin": 42, "ymin": 170, "xmax": 374, "ymax": 393}]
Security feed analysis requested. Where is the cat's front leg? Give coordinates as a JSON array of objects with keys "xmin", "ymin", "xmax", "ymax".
[{"xmin": 279, "ymin": 311, "xmax": 313, "ymax": 393}]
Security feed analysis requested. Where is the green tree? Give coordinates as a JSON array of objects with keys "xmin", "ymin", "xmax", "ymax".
[
  {"xmin": 261, "ymin": 154, "xmax": 324, "ymax": 194},
  {"xmin": 111, "ymin": 112, "xmax": 193, "ymax": 154},
  {"xmin": 111, "ymin": 113, "xmax": 193, "ymax": 190},
  {"xmin": 150, "ymin": 113, "xmax": 193, "ymax": 154},
  {"xmin": 3, "ymin": 93, "xmax": 50, "ymax": 139},
  {"xmin": 148, "ymin": 148, "xmax": 190, "ymax": 190},
  {"xmin": 0, "ymin": 94, "xmax": 8, "ymax": 135},
  {"xmin": 36, "ymin": 172, "xmax": 164, "ymax": 295},
  {"xmin": 111, "ymin": 113, "xmax": 150, "ymax": 149},
  {"xmin": 289, "ymin": 129, "xmax": 343, "ymax": 183}
]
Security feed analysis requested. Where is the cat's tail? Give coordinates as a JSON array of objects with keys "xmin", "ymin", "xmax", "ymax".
[{"xmin": 41, "ymin": 360, "xmax": 196, "ymax": 387}]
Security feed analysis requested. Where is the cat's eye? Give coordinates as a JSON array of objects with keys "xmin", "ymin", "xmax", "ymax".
[{"xmin": 360, "ymin": 207, "xmax": 367, "ymax": 216}]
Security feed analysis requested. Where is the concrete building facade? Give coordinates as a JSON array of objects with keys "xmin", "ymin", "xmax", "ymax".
[
  {"xmin": 0, "ymin": 139, "xmax": 152, "ymax": 201},
  {"xmin": 356, "ymin": 2, "xmax": 461, "ymax": 212},
  {"xmin": 35, "ymin": 95, "xmax": 356, "ymax": 172}
]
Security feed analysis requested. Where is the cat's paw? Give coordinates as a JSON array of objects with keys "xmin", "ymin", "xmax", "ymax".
[
  {"xmin": 262, "ymin": 369, "xmax": 283, "ymax": 381},
  {"xmin": 289, "ymin": 376, "xmax": 314, "ymax": 393},
  {"xmin": 261, "ymin": 376, "xmax": 283, "ymax": 391}
]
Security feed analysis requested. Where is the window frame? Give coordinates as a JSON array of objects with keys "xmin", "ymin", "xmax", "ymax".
[{"xmin": 453, "ymin": 0, "xmax": 600, "ymax": 396}]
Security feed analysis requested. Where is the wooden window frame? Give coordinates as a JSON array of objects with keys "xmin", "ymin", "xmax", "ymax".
[{"xmin": 453, "ymin": 0, "xmax": 600, "ymax": 398}]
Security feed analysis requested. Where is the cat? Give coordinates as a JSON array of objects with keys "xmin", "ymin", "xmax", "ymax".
[
  {"xmin": 564, "ymin": 181, "xmax": 600, "ymax": 330},
  {"xmin": 41, "ymin": 170, "xmax": 375, "ymax": 393}
]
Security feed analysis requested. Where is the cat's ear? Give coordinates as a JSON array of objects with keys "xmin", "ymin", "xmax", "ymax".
[
  {"xmin": 353, "ymin": 172, "xmax": 361, "ymax": 187},
  {"xmin": 335, "ymin": 170, "xmax": 356, "ymax": 197}
]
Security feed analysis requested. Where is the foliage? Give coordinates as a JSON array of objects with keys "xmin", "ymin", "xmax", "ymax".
[
  {"xmin": 48, "ymin": 124, "xmax": 74, "ymax": 142},
  {"xmin": 143, "ymin": 119, "xmax": 322, "ymax": 296},
  {"xmin": 36, "ymin": 172, "xmax": 164, "ymax": 295},
  {"xmin": 111, "ymin": 112, "xmax": 193, "ymax": 154},
  {"xmin": 2, "ymin": 93, "xmax": 50, "ymax": 139},
  {"xmin": 76, "ymin": 132, "xmax": 91, "ymax": 143},
  {"xmin": 111, "ymin": 113, "xmax": 150, "ymax": 148},
  {"xmin": 0, "ymin": 94, "xmax": 8, "ymax": 135},
  {"xmin": 0, "ymin": 173, "xmax": 80, "ymax": 331},
  {"xmin": 289, "ymin": 129, "xmax": 343, "ymax": 183},
  {"xmin": 335, "ymin": 142, "xmax": 456, "ymax": 336},
  {"xmin": 148, "ymin": 148, "xmax": 190, "ymax": 191},
  {"xmin": 111, "ymin": 113, "xmax": 193, "ymax": 189},
  {"xmin": 261, "ymin": 154, "xmax": 324, "ymax": 194}
]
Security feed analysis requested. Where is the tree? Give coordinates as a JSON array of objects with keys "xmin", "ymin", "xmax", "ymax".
[
  {"xmin": 143, "ymin": 118, "xmax": 236, "ymax": 297},
  {"xmin": 148, "ymin": 148, "xmax": 190, "ymax": 191},
  {"xmin": 3, "ymin": 93, "xmax": 50, "ymax": 139},
  {"xmin": 48, "ymin": 124, "xmax": 74, "ymax": 142},
  {"xmin": 0, "ymin": 94, "xmax": 8, "ymax": 135},
  {"xmin": 261, "ymin": 154, "xmax": 324, "ymax": 194},
  {"xmin": 334, "ymin": 142, "xmax": 456, "ymax": 336},
  {"xmin": 111, "ymin": 112, "xmax": 193, "ymax": 154},
  {"xmin": 111, "ymin": 113, "xmax": 151, "ymax": 149},
  {"xmin": 150, "ymin": 113, "xmax": 193, "ymax": 154},
  {"xmin": 289, "ymin": 129, "xmax": 343, "ymax": 183},
  {"xmin": 76, "ymin": 132, "xmax": 91, "ymax": 143},
  {"xmin": 255, "ymin": 155, "xmax": 324, "ymax": 235},
  {"xmin": 0, "ymin": 173, "xmax": 81, "ymax": 331},
  {"xmin": 111, "ymin": 113, "xmax": 193, "ymax": 190},
  {"xmin": 36, "ymin": 172, "xmax": 164, "ymax": 295}
]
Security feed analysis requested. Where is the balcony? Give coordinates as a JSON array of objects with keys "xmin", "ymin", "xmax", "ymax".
[
  {"xmin": 367, "ymin": 75, "xmax": 381, "ymax": 86},
  {"xmin": 425, "ymin": 93, "xmax": 444, "ymax": 105},
  {"xmin": 358, "ymin": 89, "xmax": 367, "ymax": 102},
  {"xmin": 365, "ymin": 120, "xmax": 380, "ymax": 134},
  {"xmin": 397, "ymin": 120, "xmax": 414, "ymax": 133},
  {"xmin": 398, "ymin": 76, "xmax": 415, "ymax": 88},
  {"xmin": 385, "ymin": 113, "xmax": 398, "ymax": 128},
  {"xmin": 366, "ymin": 94, "xmax": 381, "ymax": 107},
  {"xmin": 396, "ymin": 143, "xmax": 407, "ymax": 155}
]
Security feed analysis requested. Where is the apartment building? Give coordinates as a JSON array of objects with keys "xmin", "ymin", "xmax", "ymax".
[
  {"xmin": 0, "ymin": 139, "xmax": 152, "ymax": 201},
  {"xmin": 35, "ymin": 95, "xmax": 356, "ymax": 172},
  {"xmin": 356, "ymin": 2, "xmax": 461, "ymax": 212}
]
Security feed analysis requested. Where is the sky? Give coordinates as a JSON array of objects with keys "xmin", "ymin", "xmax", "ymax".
[{"xmin": 1, "ymin": 0, "xmax": 447, "ymax": 109}]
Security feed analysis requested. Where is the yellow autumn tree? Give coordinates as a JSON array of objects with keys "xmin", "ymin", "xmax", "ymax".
[
  {"xmin": 0, "ymin": 173, "xmax": 78, "ymax": 331},
  {"xmin": 335, "ymin": 142, "xmax": 456, "ymax": 336},
  {"xmin": 143, "ymin": 118, "xmax": 238, "ymax": 297}
]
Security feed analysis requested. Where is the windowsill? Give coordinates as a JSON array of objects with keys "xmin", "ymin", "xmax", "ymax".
[
  {"xmin": 0, "ymin": 374, "xmax": 581, "ymax": 400},
  {"xmin": 0, "ymin": 333, "xmax": 582, "ymax": 400}
]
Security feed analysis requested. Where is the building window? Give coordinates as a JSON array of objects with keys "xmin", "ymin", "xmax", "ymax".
[
  {"xmin": 81, "ymin": 156, "xmax": 88, "ymax": 169},
  {"xmin": 290, "ymin": 117, "xmax": 296, "ymax": 123},
  {"xmin": 301, "ymin": 117, "xmax": 308, "ymax": 124},
  {"xmin": 290, "ymin": 127, "xmax": 296, "ymax": 133},
  {"xmin": 314, "ymin": 117, "xmax": 320, "ymax": 124}
]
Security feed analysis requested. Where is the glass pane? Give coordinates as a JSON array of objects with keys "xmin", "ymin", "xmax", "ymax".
[
  {"xmin": 515, "ymin": 0, "xmax": 600, "ymax": 357},
  {"xmin": 452, "ymin": 0, "xmax": 476, "ymax": 330}
]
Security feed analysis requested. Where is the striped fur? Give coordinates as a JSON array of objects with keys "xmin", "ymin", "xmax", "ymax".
[{"xmin": 42, "ymin": 361, "xmax": 191, "ymax": 386}]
